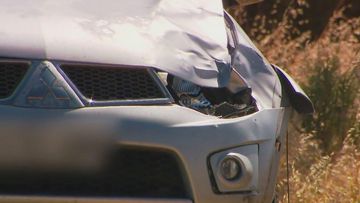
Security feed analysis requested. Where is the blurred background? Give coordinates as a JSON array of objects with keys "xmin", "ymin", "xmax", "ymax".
[{"xmin": 224, "ymin": 0, "xmax": 359, "ymax": 202}]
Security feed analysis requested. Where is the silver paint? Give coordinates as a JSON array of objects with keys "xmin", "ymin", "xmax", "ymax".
[{"xmin": 0, "ymin": 0, "xmax": 229, "ymax": 87}]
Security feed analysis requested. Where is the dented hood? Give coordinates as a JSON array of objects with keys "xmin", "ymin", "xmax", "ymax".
[{"xmin": 0, "ymin": 0, "xmax": 230, "ymax": 87}]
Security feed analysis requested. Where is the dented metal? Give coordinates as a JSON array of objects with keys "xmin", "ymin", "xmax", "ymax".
[{"xmin": 0, "ymin": 0, "xmax": 230, "ymax": 87}]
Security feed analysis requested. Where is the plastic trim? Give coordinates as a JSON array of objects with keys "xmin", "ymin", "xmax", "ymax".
[{"xmin": 54, "ymin": 62, "xmax": 174, "ymax": 106}]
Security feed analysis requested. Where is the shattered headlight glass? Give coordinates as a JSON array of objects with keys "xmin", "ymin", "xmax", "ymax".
[{"xmin": 166, "ymin": 69, "xmax": 258, "ymax": 118}]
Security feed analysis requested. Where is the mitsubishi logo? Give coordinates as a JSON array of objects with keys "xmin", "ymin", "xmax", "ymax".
[
  {"xmin": 27, "ymin": 67, "xmax": 70, "ymax": 102},
  {"xmin": 13, "ymin": 61, "xmax": 83, "ymax": 108}
]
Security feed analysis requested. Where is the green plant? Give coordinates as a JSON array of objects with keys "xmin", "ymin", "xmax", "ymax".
[{"xmin": 302, "ymin": 56, "xmax": 359, "ymax": 153}]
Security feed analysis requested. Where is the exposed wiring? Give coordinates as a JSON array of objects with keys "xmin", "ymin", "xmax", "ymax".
[{"xmin": 286, "ymin": 131, "xmax": 290, "ymax": 203}]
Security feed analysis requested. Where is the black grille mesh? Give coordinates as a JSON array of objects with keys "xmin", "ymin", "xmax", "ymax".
[
  {"xmin": 61, "ymin": 65, "xmax": 165, "ymax": 101},
  {"xmin": 0, "ymin": 62, "xmax": 29, "ymax": 99},
  {"xmin": 0, "ymin": 147, "xmax": 188, "ymax": 198}
]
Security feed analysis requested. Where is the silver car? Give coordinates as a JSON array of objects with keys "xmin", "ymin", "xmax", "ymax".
[{"xmin": 0, "ymin": 1, "xmax": 313, "ymax": 203}]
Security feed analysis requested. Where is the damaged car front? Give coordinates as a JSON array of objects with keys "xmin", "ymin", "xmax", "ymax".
[{"xmin": 0, "ymin": 1, "xmax": 313, "ymax": 203}]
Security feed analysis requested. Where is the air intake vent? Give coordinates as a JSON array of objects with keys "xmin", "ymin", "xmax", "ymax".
[
  {"xmin": 0, "ymin": 147, "xmax": 189, "ymax": 198},
  {"xmin": 0, "ymin": 61, "xmax": 29, "ymax": 99},
  {"xmin": 61, "ymin": 65, "xmax": 166, "ymax": 101}
]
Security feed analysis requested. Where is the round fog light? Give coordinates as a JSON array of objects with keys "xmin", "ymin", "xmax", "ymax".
[
  {"xmin": 220, "ymin": 157, "xmax": 241, "ymax": 180},
  {"xmin": 215, "ymin": 152, "xmax": 254, "ymax": 190}
]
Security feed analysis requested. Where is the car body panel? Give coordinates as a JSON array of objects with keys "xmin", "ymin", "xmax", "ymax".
[
  {"xmin": 0, "ymin": 0, "xmax": 229, "ymax": 87},
  {"xmin": 0, "ymin": 104, "xmax": 291, "ymax": 203},
  {"xmin": 273, "ymin": 65, "xmax": 314, "ymax": 114},
  {"xmin": 224, "ymin": 13, "xmax": 282, "ymax": 110}
]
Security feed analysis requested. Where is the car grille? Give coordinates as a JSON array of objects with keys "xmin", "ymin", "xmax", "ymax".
[
  {"xmin": 0, "ymin": 147, "xmax": 189, "ymax": 198},
  {"xmin": 60, "ymin": 65, "xmax": 166, "ymax": 101},
  {"xmin": 0, "ymin": 61, "xmax": 29, "ymax": 99}
]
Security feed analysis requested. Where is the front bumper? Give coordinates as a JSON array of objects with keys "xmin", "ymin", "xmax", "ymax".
[
  {"xmin": 0, "ymin": 104, "xmax": 290, "ymax": 203},
  {"xmin": 0, "ymin": 196, "xmax": 191, "ymax": 203}
]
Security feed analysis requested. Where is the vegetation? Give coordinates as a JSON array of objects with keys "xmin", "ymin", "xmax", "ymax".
[
  {"xmin": 226, "ymin": 0, "xmax": 360, "ymax": 202},
  {"xmin": 302, "ymin": 55, "xmax": 358, "ymax": 153}
]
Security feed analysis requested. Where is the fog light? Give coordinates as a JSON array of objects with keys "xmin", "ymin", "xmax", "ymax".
[
  {"xmin": 216, "ymin": 152, "xmax": 254, "ymax": 190},
  {"xmin": 210, "ymin": 145, "xmax": 258, "ymax": 192},
  {"xmin": 220, "ymin": 157, "xmax": 241, "ymax": 180}
]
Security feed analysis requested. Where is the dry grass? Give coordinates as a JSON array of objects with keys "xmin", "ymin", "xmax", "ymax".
[
  {"xmin": 227, "ymin": 1, "xmax": 360, "ymax": 202},
  {"xmin": 276, "ymin": 119, "xmax": 360, "ymax": 203},
  {"xmin": 266, "ymin": 6, "xmax": 360, "ymax": 203},
  {"xmin": 271, "ymin": 11, "xmax": 360, "ymax": 203}
]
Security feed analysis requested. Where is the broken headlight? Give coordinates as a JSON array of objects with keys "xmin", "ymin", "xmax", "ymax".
[{"xmin": 166, "ymin": 69, "xmax": 258, "ymax": 118}]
